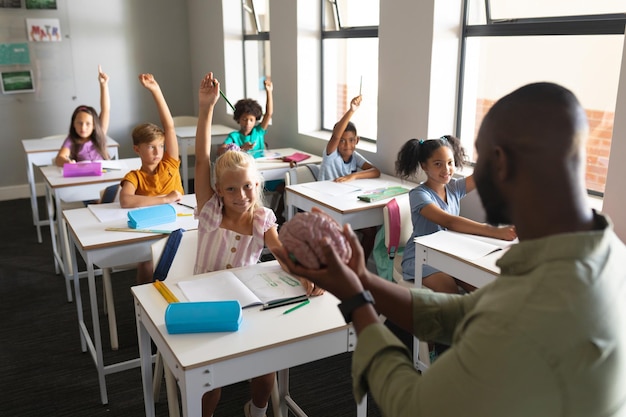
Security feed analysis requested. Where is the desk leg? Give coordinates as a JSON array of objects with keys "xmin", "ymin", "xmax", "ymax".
[
  {"xmin": 356, "ymin": 396, "xmax": 368, "ymax": 417},
  {"xmin": 414, "ymin": 247, "xmax": 429, "ymax": 373},
  {"xmin": 26, "ymin": 159, "xmax": 43, "ymax": 243},
  {"xmin": 86, "ymin": 256, "xmax": 109, "ymax": 404},
  {"xmin": 45, "ymin": 185, "xmax": 60, "ymax": 275},
  {"xmin": 53, "ymin": 193, "xmax": 74, "ymax": 302},
  {"xmin": 69, "ymin": 237, "xmax": 87, "ymax": 353},
  {"xmin": 181, "ymin": 144, "xmax": 189, "ymax": 194},
  {"xmin": 136, "ymin": 309, "xmax": 156, "ymax": 417}
]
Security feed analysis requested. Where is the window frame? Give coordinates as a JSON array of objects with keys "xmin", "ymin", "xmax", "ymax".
[
  {"xmin": 241, "ymin": 0, "xmax": 270, "ymax": 99},
  {"xmin": 320, "ymin": 0, "xmax": 378, "ymax": 141},
  {"xmin": 457, "ymin": 1, "xmax": 626, "ymax": 196}
]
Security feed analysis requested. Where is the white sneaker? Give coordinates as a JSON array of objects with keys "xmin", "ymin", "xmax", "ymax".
[{"xmin": 243, "ymin": 400, "xmax": 267, "ymax": 417}]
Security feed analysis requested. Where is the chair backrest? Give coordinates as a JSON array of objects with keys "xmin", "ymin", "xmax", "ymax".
[
  {"xmin": 172, "ymin": 116, "xmax": 198, "ymax": 127},
  {"xmin": 100, "ymin": 184, "xmax": 120, "ymax": 204},
  {"xmin": 150, "ymin": 229, "xmax": 198, "ymax": 281},
  {"xmin": 383, "ymin": 194, "xmax": 413, "ymax": 255},
  {"xmin": 284, "ymin": 164, "xmax": 320, "ymax": 186},
  {"xmin": 382, "ymin": 194, "xmax": 414, "ymax": 285}
]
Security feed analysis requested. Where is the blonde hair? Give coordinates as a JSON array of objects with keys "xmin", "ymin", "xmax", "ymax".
[
  {"xmin": 132, "ymin": 123, "xmax": 164, "ymax": 146},
  {"xmin": 214, "ymin": 150, "xmax": 265, "ymax": 211}
]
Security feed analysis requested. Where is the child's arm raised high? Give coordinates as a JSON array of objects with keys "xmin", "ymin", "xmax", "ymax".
[
  {"xmin": 138, "ymin": 73, "xmax": 179, "ymax": 161},
  {"xmin": 98, "ymin": 65, "xmax": 110, "ymax": 135},
  {"xmin": 325, "ymin": 95, "xmax": 361, "ymax": 156},
  {"xmin": 195, "ymin": 73, "xmax": 221, "ymax": 212},
  {"xmin": 259, "ymin": 79, "xmax": 273, "ymax": 131}
]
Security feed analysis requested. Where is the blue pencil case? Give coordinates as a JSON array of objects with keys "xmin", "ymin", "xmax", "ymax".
[
  {"xmin": 164, "ymin": 301, "xmax": 243, "ymax": 334},
  {"xmin": 127, "ymin": 204, "xmax": 176, "ymax": 229}
]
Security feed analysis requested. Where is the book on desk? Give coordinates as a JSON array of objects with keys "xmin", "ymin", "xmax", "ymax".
[
  {"xmin": 415, "ymin": 230, "xmax": 517, "ymax": 261},
  {"xmin": 176, "ymin": 264, "xmax": 307, "ymax": 309}
]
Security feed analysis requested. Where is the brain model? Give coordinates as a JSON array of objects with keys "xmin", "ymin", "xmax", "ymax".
[
  {"xmin": 225, "ymin": 143, "xmax": 241, "ymax": 152},
  {"xmin": 279, "ymin": 211, "xmax": 351, "ymax": 269}
]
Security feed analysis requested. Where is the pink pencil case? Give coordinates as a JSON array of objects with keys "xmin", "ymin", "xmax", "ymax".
[
  {"xmin": 63, "ymin": 162, "xmax": 102, "ymax": 177},
  {"xmin": 282, "ymin": 152, "xmax": 310, "ymax": 163}
]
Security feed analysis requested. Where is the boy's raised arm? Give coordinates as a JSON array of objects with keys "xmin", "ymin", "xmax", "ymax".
[
  {"xmin": 326, "ymin": 95, "xmax": 361, "ymax": 155},
  {"xmin": 259, "ymin": 79, "xmax": 273, "ymax": 131},
  {"xmin": 139, "ymin": 73, "xmax": 179, "ymax": 160}
]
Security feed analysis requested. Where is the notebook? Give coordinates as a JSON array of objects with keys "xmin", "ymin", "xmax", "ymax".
[{"xmin": 357, "ymin": 186, "xmax": 410, "ymax": 202}]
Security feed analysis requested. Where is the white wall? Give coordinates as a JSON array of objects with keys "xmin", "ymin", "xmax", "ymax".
[
  {"xmin": 0, "ymin": 0, "xmax": 193, "ymax": 199},
  {"xmin": 602, "ymin": 33, "xmax": 626, "ymax": 241}
]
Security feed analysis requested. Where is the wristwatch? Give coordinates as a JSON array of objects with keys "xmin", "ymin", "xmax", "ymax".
[{"xmin": 338, "ymin": 290, "xmax": 375, "ymax": 323}]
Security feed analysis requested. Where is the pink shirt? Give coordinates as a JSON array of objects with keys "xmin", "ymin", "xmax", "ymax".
[{"xmin": 194, "ymin": 194, "xmax": 277, "ymax": 274}]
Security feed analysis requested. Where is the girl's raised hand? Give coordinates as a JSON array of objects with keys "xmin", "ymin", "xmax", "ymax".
[
  {"xmin": 97, "ymin": 65, "xmax": 109, "ymax": 85},
  {"xmin": 198, "ymin": 72, "xmax": 220, "ymax": 108}
]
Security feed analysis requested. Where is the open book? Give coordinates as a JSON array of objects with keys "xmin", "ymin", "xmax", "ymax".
[
  {"xmin": 415, "ymin": 230, "xmax": 517, "ymax": 261},
  {"xmin": 177, "ymin": 265, "xmax": 307, "ymax": 309}
]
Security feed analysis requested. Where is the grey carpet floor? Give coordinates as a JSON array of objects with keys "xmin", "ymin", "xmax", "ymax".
[{"xmin": 0, "ymin": 197, "xmax": 384, "ymax": 417}]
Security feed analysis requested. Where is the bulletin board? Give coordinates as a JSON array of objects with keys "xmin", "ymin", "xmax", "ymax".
[{"xmin": 0, "ymin": 0, "xmax": 76, "ymax": 102}]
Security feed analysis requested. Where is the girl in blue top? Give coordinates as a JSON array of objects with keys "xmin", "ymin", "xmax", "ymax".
[{"xmin": 395, "ymin": 135, "xmax": 516, "ymax": 293}]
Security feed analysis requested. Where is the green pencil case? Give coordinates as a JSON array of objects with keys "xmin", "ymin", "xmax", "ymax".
[
  {"xmin": 127, "ymin": 204, "xmax": 176, "ymax": 229},
  {"xmin": 357, "ymin": 186, "xmax": 410, "ymax": 203},
  {"xmin": 164, "ymin": 301, "xmax": 243, "ymax": 334}
]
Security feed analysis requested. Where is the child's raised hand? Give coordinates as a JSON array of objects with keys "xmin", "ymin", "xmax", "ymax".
[
  {"xmin": 350, "ymin": 95, "xmax": 362, "ymax": 112},
  {"xmin": 198, "ymin": 72, "xmax": 220, "ymax": 109},
  {"xmin": 97, "ymin": 65, "xmax": 109, "ymax": 85},
  {"xmin": 138, "ymin": 73, "xmax": 158, "ymax": 90},
  {"xmin": 264, "ymin": 78, "xmax": 273, "ymax": 92}
]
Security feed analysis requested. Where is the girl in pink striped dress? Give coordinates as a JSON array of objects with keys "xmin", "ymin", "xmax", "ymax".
[{"xmin": 193, "ymin": 72, "xmax": 322, "ymax": 417}]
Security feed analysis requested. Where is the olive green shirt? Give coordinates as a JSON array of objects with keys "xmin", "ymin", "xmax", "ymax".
[{"xmin": 353, "ymin": 213, "xmax": 626, "ymax": 417}]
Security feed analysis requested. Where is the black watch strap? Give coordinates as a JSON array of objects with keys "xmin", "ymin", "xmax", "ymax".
[{"xmin": 338, "ymin": 290, "xmax": 375, "ymax": 323}]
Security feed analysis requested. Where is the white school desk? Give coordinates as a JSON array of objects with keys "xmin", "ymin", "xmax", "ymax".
[
  {"xmin": 132, "ymin": 260, "xmax": 368, "ymax": 417},
  {"xmin": 413, "ymin": 231, "xmax": 506, "ymax": 371},
  {"xmin": 285, "ymin": 174, "xmax": 416, "ymax": 230},
  {"xmin": 175, "ymin": 124, "xmax": 231, "ymax": 193},
  {"xmin": 254, "ymin": 147, "xmax": 322, "ymax": 182},
  {"xmin": 40, "ymin": 158, "xmax": 142, "ymax": 302},
  {"xmin": 22, "ymin": 136, "xmax": 120, "ymax": 243},
  {"xmin": 63, "ymin": 196, "xmax": 198, "ymax": 405}
]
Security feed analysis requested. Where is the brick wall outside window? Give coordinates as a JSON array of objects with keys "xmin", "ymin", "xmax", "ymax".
[{"xmin": 475, "ymin": 98, "xmax": 613, "ymax": 194}]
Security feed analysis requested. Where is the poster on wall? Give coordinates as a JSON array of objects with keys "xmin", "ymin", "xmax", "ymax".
[
  {"xmin": 0, "ymin": 43, "xmax": 30, "ymax": 65},
  {"xmin": 1, "ymin": 70, "xmax": 35, "ymax": 94},
  {"xmin": 25, "ymin": 0, "xmax": 56, "ymax": 9},
  {"xmin": 0, "ymin": 0, "xmax": 22, "ymax": 8},
  {"xmin": 26, "ymin": 18, "xmax": 61, "ymax": 42}
]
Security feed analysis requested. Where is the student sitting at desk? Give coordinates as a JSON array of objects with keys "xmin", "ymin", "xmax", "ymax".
[
  {"xmin": 218, "ymin": 78, "xmax": 273, "ymax": 156},
  {"xmin": 195, "ymin": 72, "xmax": 322, "ymax": 417},
  {"xmin": 396, "ymin": 135, "xmax": 516, "ymax": 294},
  {"xmin": 55, "ymin": 65, "xmax": 111, "ymax": 166},
  {"xmin": 319, "ymin": 94, "xmax": 381, "ymax": 260},
  {"xmin": 119, "ymin": 73, "xmax": 183, "ymax": 284}
]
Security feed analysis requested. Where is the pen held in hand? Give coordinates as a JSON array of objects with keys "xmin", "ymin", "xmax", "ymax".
[{"xmin": 283, "ymin": 299, "xmax": 310, "ymax": 315}]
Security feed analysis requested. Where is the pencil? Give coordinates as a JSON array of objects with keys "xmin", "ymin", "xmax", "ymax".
[
  {"xmin": 220, "ymin": 89, "xmax": 236, "ymax": 112},
  {"xmin": 153, "ymin": 280, "xmax": 179, "ymax": 303},
  {"xmin": 105, "ymin": 227, "xmax": 171, "ymax": 234},
  {"xmin": 359, "ymin": 75, "xmax": 362, "ymax": 95},
  {"xmin": 176, "ymin": 202, "xmax": 196, "ymax": 210},
  {"xmin": 282, "ymin": 299, "xmax": 310, "ymax": 315}
]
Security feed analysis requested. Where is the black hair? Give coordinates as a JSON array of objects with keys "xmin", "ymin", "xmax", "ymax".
[
  {"xmin": 233, "ymin": 98, "xmax": 263, "ymax": 122},
  {"xmin": 395, "ymin": 135, "xmax": 467, "ymax": 180}
]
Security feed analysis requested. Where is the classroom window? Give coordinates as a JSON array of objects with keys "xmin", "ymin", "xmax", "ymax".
[
  {"xmin": 321, "ymin": 0, "xmax": 379, "ymax": 142},
  {"xmin": 458, "ymin": 0, "xmax": 626, "ymax": 195},
  {"xmin": 242, "ymin": 0, "xmax": 271, "ymax": 105}
]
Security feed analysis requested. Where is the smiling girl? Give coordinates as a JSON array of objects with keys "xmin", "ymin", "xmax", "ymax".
[{"xmin": 395, "ymin": 135, "xmax": 516, "ymax": 293}]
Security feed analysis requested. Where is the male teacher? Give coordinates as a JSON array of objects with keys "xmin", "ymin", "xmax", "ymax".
[{"xmin": 276, "ymin": 82, "xmax": 626, "ymax": 416}]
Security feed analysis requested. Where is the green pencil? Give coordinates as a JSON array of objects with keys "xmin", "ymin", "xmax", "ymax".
[
  {"xmin": 220, "ymin": 89, "xmax": 236, "ymax": 112},
  {"xmin": 283, "ymin": 299, "xmax": 310, "ymax": 315}
]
